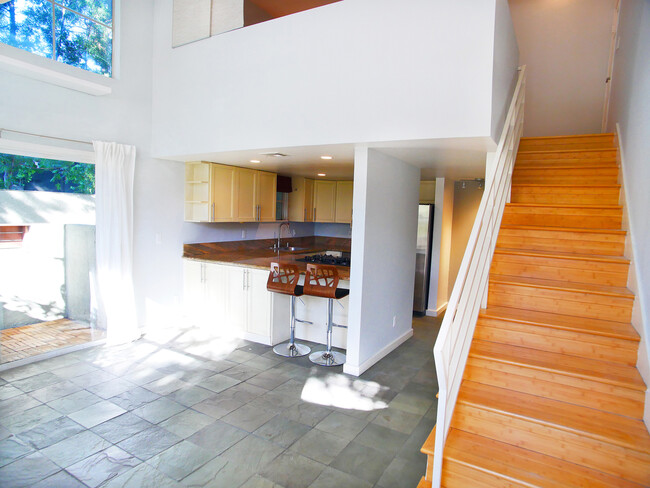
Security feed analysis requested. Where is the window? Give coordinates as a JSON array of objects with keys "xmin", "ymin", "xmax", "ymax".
[{"xmin": 0, "ymin": 0, "xmax": 112, "ymax": 76}]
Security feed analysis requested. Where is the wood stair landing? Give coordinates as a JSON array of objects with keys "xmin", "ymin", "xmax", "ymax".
[{"xmin": 422, "ymin": 134, "xmax": 650, "ymax": 487}]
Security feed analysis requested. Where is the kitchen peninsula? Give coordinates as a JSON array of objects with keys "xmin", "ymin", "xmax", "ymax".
[{"xmin": 183, "ymin": 236, "xmax": 351, "ymax": 350}]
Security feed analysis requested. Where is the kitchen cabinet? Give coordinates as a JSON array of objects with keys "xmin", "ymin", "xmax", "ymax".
[
  {"xmin": 212, "ymin": 164, "xmax": 236, "ymax": 221},
  {"xmin": 313, "ymin": 180, "xmax": 337, "ymax": 223},
  {"xmin": 233, "ymin": 167, "xmax": 277, "ymax": 222},
  {"xmin": 183, "ymin": 260, "xmax": 280, "ymax": 344},
  {"xmin": 184, "ymin": 162, "xmax": 214, "ymax": 222},
  {"xmin": 335, "ymin": 181, "xmax": 353, "ymax": 224},
  {"xmin": 257, "ymin": 171, "xmax": 277, "ymax": 222},
  {"xmin": 288, "ymin": 176, "xmax": 314, "ymax": 222}
]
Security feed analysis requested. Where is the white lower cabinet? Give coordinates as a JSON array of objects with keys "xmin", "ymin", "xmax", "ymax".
[{"xmin": 183, "ymin": 260, "xmax": 285, "ymax": 345}]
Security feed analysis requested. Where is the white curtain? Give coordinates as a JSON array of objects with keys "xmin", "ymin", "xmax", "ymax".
[{"xmin": 93, "ymin": 141, "xmax": 139, "ymax": 344}]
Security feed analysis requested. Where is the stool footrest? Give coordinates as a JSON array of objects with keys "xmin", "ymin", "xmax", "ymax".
[
  {"xmin": 332, "ymin": 322, "xmax": 347, "ymax": 329},
  {"xmin": 295, "ymin": 318, "xmax": 313, "ymax": 325}
]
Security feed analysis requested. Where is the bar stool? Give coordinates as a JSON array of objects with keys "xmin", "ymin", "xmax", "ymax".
[
  {"xmin": 303, "ymin": 263, "xmax": 349, "ymax": 367},
  {"xmin": 267, "ymin": 262, "xmax": 312, "ymax": 358}
]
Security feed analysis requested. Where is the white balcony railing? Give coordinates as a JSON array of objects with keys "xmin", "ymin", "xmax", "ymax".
[{"xmin": 430, "ymin": 66, "xmax": 526, "ymax": 486}]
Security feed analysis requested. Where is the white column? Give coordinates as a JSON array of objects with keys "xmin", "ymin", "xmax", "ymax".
[{"xmin": 344, "ymin": 148, "xmax": 420, "ymax": 376}]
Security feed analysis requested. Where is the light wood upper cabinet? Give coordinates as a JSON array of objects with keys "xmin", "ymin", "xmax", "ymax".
[
  {"xmin": 257, "ymin": 171, "xmax": 277, "ymax": 222},
  {"xmin": 288, "ymin": 176, "xmax": 314, "ymax": 222},
  {"xmin": 335, "ymin": 181, "xmax": 353, "ymax": 224},
  {"xmin": 211, "ymin": 164, "xmax": 236, "ymax": 221},
  {"xmin": 184, "ymin": 162, "xmax": 213, "ymax": 222},
  {"xmin": 234, "ymin": 167, "xmax": 258, "ymax": 221},
  {"xmin": 314, "ymin": 180, "xmax": 337, "ymax": 223}
]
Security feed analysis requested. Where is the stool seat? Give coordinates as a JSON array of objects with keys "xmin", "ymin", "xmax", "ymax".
[
  {"xmin": 267, "ymin": 262, "xmax": 311, "ymax": 358},
  {"xmin": 334, "ymin": 288, "xmax": 349, "ymax": 300}
]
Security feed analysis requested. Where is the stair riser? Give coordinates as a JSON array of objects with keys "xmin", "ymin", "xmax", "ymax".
[
  {"xmin": 502, "ymin": 207, "xmax": 622, "ymax": 229},
  {"xmin": 475, "ymin": 319, "xmax": 638, "ymax": 365},
  {"xmin": 496, "ymin": 229, "xmax": 625, "ymax": 256},
  {"xmin": 452, "ymin": 405, "xmax": 650, "ymax": 485},
  {"xmin": 490, "ymin": 254, "xmax": 629, "ymax": 287},
  {"xmin": 513, "ymin": 175, "xmax": 619, "ymax": 184},
  {"xmin": 517, "ymin": 150, "xmax": 617, "ymax": 160},
  {"xmin": 518, "ymin": 135, "xmax": 615, "ymax": 151},
  {"xmin": 488, "ymin": 282, "xmax": 633, "ymax": 323},
  {"xmin": 465, "ymin": 360, "xmax": 644, "ymax": 418},
  {"xmin": 510, "ymin": 186, "xmax": 620, "ymax": 205}
]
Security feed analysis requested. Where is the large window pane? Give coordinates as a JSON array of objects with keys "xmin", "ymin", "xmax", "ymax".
[
  {"xmin": 58, "ymin": 0, "xmax": 112, "ymax": 26},
  {"xmin": 0, "ymin": 0, "xmax": 53, "ymax": 58},
  {"xmin": 55, "ymin": 5, "xmax": 111, "ymax": 76}
]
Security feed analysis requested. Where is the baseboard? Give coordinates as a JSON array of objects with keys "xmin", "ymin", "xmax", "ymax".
[
  {"xmin": 343, "ymin": 328, "xmax": 413, "ymax": 376},
  {"xmin": 425, "ymin": 302, "xmax": 447, "ymax": 317},
  {"xmin": 0, "ymin": 338, "xmax": 106, "ymax": 372}
]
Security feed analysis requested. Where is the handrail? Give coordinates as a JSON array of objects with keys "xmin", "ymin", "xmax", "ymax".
[{"xmin": 430, "ymin": 65, "xmax": 526, "ymax": 487}]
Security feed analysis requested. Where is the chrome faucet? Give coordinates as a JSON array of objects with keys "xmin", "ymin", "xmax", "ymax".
[{"xmin": 277, "ymin": 222, "xmax": 290, "ymax": 250}]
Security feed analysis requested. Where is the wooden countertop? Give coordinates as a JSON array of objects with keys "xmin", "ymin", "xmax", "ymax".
[{"xmin": 183, "ymin": 236, "xmax": 351, "ymax": 280}]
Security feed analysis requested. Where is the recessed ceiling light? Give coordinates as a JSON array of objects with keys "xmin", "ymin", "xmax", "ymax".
[
  {"xmin": 318, "ymin": 173, "xmax": 326, "ymax": 177},
  {"xmin": 250, "ymin": 159, "xmax": 260, "ymax": 163},
  {"xmin": 320, "ymin": 155, "xmax": 333, "ymax": 160}
]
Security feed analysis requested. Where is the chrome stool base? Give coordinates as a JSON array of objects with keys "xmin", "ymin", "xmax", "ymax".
[
  {"xmin": 273, "ymin": 342, "xmax": 311, "ymax": 358},
  {"xmin": 309, "ymin": 350, "xmax": 346, "ymax": 367}
]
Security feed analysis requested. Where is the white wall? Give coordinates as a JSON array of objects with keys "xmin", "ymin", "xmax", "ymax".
[
  {"xmin": 509, "ymin": 0, "xmax": 616, "ymax": 136},
  {"xmin": 345, "ymin": 148, "xmax": 419, "ymax": 376},
  {"xmin": 151, "ymin": 0, "xmax": 501, "ymax": 159},
  {"xmin": 606, "ymin": 0, "xmax": 650, "ymax": 425}
]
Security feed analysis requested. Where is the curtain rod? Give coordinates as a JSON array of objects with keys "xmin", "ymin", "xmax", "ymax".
[{"xmin": 0, "ymin": 128, "xmax": 94, "ymax": 147}]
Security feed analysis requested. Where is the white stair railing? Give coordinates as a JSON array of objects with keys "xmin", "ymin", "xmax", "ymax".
[{"xmin": 430, "ymin": 66, "xmax": 526, "ymax": 487}]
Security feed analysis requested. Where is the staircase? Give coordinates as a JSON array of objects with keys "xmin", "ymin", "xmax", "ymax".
[{"xmin": 419, "ymin": 133, "xmax": 650, "ymax": 487}]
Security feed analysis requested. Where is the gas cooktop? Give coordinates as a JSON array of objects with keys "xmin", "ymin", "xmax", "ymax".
[{"xmin": 297, "ymin": 253, "xmax": 351, "ymax": 267}]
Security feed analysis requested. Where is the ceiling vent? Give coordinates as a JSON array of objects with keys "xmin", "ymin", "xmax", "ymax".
[{"xmin": 260, "ymin": 152, "xmax": 290, "ymax": 158}]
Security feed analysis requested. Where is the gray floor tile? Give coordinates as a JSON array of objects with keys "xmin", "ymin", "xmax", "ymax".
[
  {"xmin": 289, "ymin": 429, "xmax": 350, "ymax": 465},
  {"xmin": 372, "ymin": 407, "xmax": 422, "ymax": 435},
  {"xmin": 110, "ymin": 386, "xmax": 160, "ymax": 410},
  {"xmin": 120, "ymin": 366, "xmax": 167, "ymax": 386},
  {"xmin": 47, "ymin": 390, "xmax": 103, "ymax": 415},
  {"xmin": 254, "ymin": 415, "xmax": 311, "ymax": 448},
  {"xmin": 0, "ymin": 436, "xmax": 33, "ymax": 468},
  {"xmin": 117, "ymin": 426, "xmax": 182, "ymax": 460},
  {"xmin": 1, "ymin": 404, "xmax": 61, "ymax": 434},
  {"xmin": 87, "ymin": 378, "xmax": 137, "ymax": 399},
  {"xmin": 187, "ymin": 420, "xmax": 248, "ymax": 454},
  {"xmin": 142, "ymin": 375, "xmax": 191, "ymax": 396},
  {"xmin": 69, "ymin": 370, "xmax": 117, "ymax": 388},
  {"xmin": 353, "ymin": 423, "xmax": 409, "ymax": 455},
  {"xmin": 240, "ymin": 475, "xmax": 286, "ymax": 488},
  {"xmin": 223, "ymin": 363, "xmax": 264, "ymax": 382},
  {"xmin": 0, "ymin": 384, "xmax": 23, "ymax": 401},
  {"xmin": 388, "ymin": 390, "xmax": 434, "ymax": 416},
  {"xmin": 51, "ymin": 362, "xmax": 100, "ymax": 379},
  {"xmin": 260, "ymin": 451, "xmax": 325, "ymax": 488},
  {"xmin": 282, "ymin": 403, "xmax": 332, "ymax": 428},
  {"xmin": 12, "ymin": 372, "xmax": 63, "ymax": 393},
  {"xmin": 102, "ymin": 462, "xmax": 183, "ymax": 488},
  {"xmin": 192, "ymin": 394, "xmax": 244, "ymax": 419},
  {"xmin": 313, "ymin": 411, "xmax": 369, "ymax": 441},
  {"xmin": 0, "ymin": 452, "xmax": 60, "ymax": 488},
  {"xmin": 309, "ymin": 466, "xmax": 372, "ymax": 488},
  {"xmin": 159, "ymin": 409, "xmax": 214, "ymax": 438},
  {"xmin": 249, "ymin": 390, "xmax": 299, "ymax": 413},
  {"xmin": 201, "ymin": 373, "xmax": 241, "ymax": 393},
  {"xmin": 182, "ymin": 456, "xmax": 254, "ymax": 488},
  {"xmin": 146, "ymin": 440, "xmax": 216, "ymax": 481},
  {"xmin": 132, "ymin": 397, "xmax": 185, "ymax": 424},
  {"xmin": 246, "ymin": 370, "xmax": 292, "ymax": 390},
  {"xmin": 375, "ymin": 456, "xmax": 425, "ymax": 488},
  {"xmin": 17, "ymin": 416, "xmax": 85, "ymax": 449},
  {"xmin": 221, "ymin": 435, "xmax": 284, "ymax": 473},
  {"xmin": 0, "ymin": 394, "xmax": 42, "ymax": 417},
  {"xmin": 67, "ymin": 445, "xmax": 140, "ymax": 487},
  {"xmin": 31, "ymin": 470, "xmax": 87, "ymax": 488},
  {"xmin": 330, "ymin": 441, "xmax": 394, "ymax": 485},
  {"xmin": 243, "ymin": 356, "xmax": 282, "ymax": 371},
  {"xmin": 68, "ymin": 400, "xmax": 126, "ymax": 428},
  {"xmin": 29, "ymin": 380, "xmax": 82, "ymax": 403},
  {"xmin": 91, "ymin": 412, "xmax": 153, "ymax": 444},
  {"xmin": 41, "ymin": 430, "xmax": 111, "ymax": 468},
  {"xmin": 397, "ymin": 416, "xmax": 436, "ymax": 464},
  {"xmin": 225, "ymin": 349, "xmax": 259, "ymax": 364},
  {"xmin": 221, "ymin": 403, "xmax": 277, "ymax": 432},
  {"xmin": 0, "ymin": 363, "xmax": 48, "ymax": 382},
  {"xmin": 165, "ymin": 385, "xmax": 214, "ymax": 407},
  {"xmin": 0, "ymin": 425, "xmax": 11, "ymax": 441}
]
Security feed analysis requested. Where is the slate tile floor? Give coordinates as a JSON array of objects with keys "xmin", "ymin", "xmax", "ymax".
[{"xmin": 0, "ymin": 315, "xmax": 440, "ymax": 487}]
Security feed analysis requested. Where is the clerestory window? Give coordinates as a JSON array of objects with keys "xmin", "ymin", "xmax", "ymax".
[{"xmin": 0, "ymin": 0, "xmax": 113, "ymax": 77}]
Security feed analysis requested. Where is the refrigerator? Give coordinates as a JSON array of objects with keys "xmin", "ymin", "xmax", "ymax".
[{"xmin": 413, "ymin": 205, "xmax": 434, "ymax": 314}]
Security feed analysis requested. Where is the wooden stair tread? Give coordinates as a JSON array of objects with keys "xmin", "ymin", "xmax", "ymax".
[
  {"xmin": 494, "ymin": 247, "xmax": 630, "ymax": 264},
  {"xmin": 479, "ymin": 306, "xmax": 640, "ymax": 341},
  {"xmin": 490, "ymin": 274, "xmax": 634, "ymax": 298},
  {"xmin": 500, "ymin": 224, "xmax": 626, "ymax": 235},
  {"xmin": 445, "ymin": 428, "xmax": 645, "ymax": 488},
  {"xmin": 514, "ymin": 164, "xmax": 618, "ymax": 169},
  {"xmin": 421, "ymin": 425, "xmax": 436, "ymax": 455},
  {"xmin": 457, "ymin": 381, "xmax": 650, "ymax": 453},
  {"xmin": 512, "ymin": 183, "xmax": 620, "ymax": 187},
  {"xmin": 517, "ymin": 148, "xmax": 617, "ymax": 155},
  {"xmin": 506, "ymin": 203, "xmax": 622, "ymax": 210},
  {"xmin": 417, "ymin": 477, "xmax": 432, "ymax": 488},
  {"xmin": 469, "ymin": 339, "xmax": 645, "ymax": 391}
]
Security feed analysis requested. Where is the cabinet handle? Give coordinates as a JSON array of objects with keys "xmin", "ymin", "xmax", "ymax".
[
  {"xmin": 243, "ymin": 270, "xmax": 246, "ymax": 290},
  {"xmin": 257, "ymin": 205, "xmax": 260, "ymax": 221},
  {"xmin": 304, "ymin": 208, "xmax": 307, "ymax": 221},
  {"xmin": 313, "ymin": 207, "xmax": 316, "ymax": 222},
  {"xmin": 211, "ymin": 203, "xmax": 214, "ymax": 221}
]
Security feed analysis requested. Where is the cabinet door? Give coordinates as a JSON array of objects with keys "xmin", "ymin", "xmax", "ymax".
[
  {"xmin": 183, "ymin": 260, "xmax": 206, "ymax": 323},
  {"xmin": 257, "ymin": 171, "xmax": 277, "ymax": 222},
  {"xmin": 185, "ymin": 162, "xmax": 212, "ymax": 222},
  {"xmin": 235, "ymin": 168, "xmax": 258, "ymax": 222},
  {"xmin": 313, "ymin": 180, "xmax": 337, "ymax": 222},
  {"xmin": 227, "ymin": 266, "xmax": 247, "ymax": 334},
  {"xmin": 246, "ymin": 268, "xmax": 272, "ymax": 337},
  {"xmin": 211, "ymin": 164, "xmax": 236, "ymax": 222},
  {"xmin": 304, "ymin": 178, "xmax": 314, "ymax": 222},
  {"xmin": 203, "ymin": 262, "xmax": 232, "ymax": 333},
  {"xmin": 335, "ymin": 181, "xmax": 353, "ymax": 224}
]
